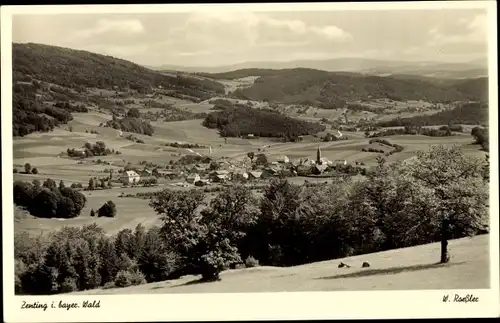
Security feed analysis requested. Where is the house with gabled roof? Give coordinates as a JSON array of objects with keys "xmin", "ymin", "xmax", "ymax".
[{"xmin": 120, "ymin": 170, "xmax": 140, "ymax": 184}]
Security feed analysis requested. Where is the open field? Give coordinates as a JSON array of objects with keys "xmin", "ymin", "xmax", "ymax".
[
  {"xmin": 14, "ymin": 188, "xmax": 161, "ymax": 237},
  {"xmin": 67, "ymin": 234, "xmax": 489, "ymax": 294}
]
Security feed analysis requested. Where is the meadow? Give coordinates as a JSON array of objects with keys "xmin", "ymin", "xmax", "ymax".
[{"xmin": 67, "ymin": 234, "xmax": 489, "ymax": 294}]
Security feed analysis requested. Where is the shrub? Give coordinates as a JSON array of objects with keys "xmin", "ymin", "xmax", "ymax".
[
  {"xmin": 102, "ymin": 281, "xmax": 116, "ymax": 289},
  {"xmin": 98, "ymin": 200, "xmax": 117, "ymax": 218},
  {"xmin": 60, "ymin": 277, "xmax": 78, "ymax": 293},
  {"xmin": 113, "ymin": 269, "xmax": 146, "ymax": 288},
  {"xmin": 244, "ymin": 256, "xmax": 259, "ymax": 268},
  {"xmin": 31, "ymin": 168, "xmax": 38, "ymax": 175}
]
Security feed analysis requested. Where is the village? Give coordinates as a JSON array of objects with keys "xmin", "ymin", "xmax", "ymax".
[{"xmin": 116, "ymin": 144, "xmax": 352, "ymax": 189}]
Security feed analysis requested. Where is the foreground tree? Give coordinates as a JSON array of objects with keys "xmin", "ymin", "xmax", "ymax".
[
  {"xmin": 405, "ymin": 145, "xmax": 489, "ymax": 263},
  {"xmin": 198, "ymin": 185, "xmax": 258, "ymax": 279}
]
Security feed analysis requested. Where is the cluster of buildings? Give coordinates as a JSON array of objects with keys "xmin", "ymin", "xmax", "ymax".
[{"xmin": 118, "ymin": 146, "xmax": 349, "ymax": 187}]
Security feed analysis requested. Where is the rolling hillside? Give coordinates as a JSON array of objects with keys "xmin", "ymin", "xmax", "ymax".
[
  {"xmin": 220, "ymin": 68, "xmax": 488, "ymax": 106},
  {"xmin": 11, "ymin": 43, "xmax": 226, "ymax": 137},
  {"xmin": 13, "ymin": 43, "xmax": 225, "ymax": 95},
  {"xmin": 151, "ymin": 57, "xmax": 488, "ymax": 79},
  {"xmin": 68, "ymin": 234, "xmax": 489, "ymax": 294}
]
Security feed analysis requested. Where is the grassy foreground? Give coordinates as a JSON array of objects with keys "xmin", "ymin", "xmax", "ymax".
[{"xmin": 68, "ymin": 234, "xmax": 489, "ymax": 294}]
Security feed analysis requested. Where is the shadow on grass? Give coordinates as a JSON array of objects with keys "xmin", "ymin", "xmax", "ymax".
[
  {"xmin": 150, "ymin": 286, "xmax": 164, "ymax": 290},
  {"xmin": 172, "ymin": 277, "xmax": 222, "ymax": 288},
  {"xmin": 317, "ymin": 261, "xmax": 466, "ymax": 280}
]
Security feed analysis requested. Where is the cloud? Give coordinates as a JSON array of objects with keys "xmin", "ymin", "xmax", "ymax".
[
  {"xmin": 175, "ymin": 11, "xmax": 352, "ymax": 52},
  {"xmin": 428, "ymin": 14, "xmax": 487, "ymax": 45},
  {"xmin": 73, "ymin": 18, "xmax": 145, "ymax": 40}
]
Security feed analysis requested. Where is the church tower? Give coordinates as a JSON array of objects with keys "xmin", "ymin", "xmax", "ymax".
[{"xmin": 316, "ymin": 144, "xmax": 322, "ymax": 165}]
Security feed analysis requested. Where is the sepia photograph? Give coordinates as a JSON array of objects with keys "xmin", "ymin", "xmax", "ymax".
[{"xmin": 2, "ymin": 1, "xmax": 498, "ymax": 321}]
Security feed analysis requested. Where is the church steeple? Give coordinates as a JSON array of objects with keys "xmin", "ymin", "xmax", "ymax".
[{"xmin": 316, "ymin": 144, "xmax": 322, "ymax": 164}]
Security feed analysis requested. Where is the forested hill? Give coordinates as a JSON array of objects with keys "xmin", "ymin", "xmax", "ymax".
[
  {"xmin": 12, "ymin": 43, "xmax": 226, "ymax": 137},
  {"xmin": 202, "ymin": 68, "xmax": 488, "ymax": 107},
  {"xmin": 13, "ymin": 43, "xmax": 225, "ymax": 96}
]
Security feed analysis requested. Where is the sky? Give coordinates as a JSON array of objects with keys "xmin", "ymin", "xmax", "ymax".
[{"xmin": 12, "ymin": 8, "xmax": 490, "ymax": 67}]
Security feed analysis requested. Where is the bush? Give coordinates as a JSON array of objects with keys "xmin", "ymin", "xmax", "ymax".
[
  {"xmin": 98, "ymin": 200, "xmax": 117, "ymax": 218},
  {"xmin": 113, "ymin": 269, "xmax": 146, "ymax": 288},
  {"xmin": 60, "ymin": 277, "xmax": 78, "ymax": 293},
  {"xmin": 244, "ymin": 256, "xmax": 259, "ymax": 268}
]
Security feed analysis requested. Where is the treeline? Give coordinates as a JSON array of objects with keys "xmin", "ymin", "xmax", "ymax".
[
  {"xmin": 376, "ymin": 102, "xmax": 488, "ymax": 127},
  {"xmin": 14, "ymin": 146, "xmax": 489, "ymax": 294},
  {"xmin": 202, "ymin": 105, "xmax": 325, "ymax": 140},
  {"xmin": 363, "ymin": 139, "xmax": 404, "ymax": 156},
  {"xmin": 14, "ymin": 179, "xmax": 87, "ymax": 219},
  {"xmin": 105, "ymin": 116, "xmax": 154, "ymax": 136},
  {"xmin": 165, "ymin": 142, "xmax": 207, "ymax": 149},
  {"xmin": 369, "ymin": 125, "xmax": 458, "ymax": 138}
]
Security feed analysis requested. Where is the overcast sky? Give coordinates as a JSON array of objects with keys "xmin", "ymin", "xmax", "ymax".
[{"xmin": 12, "ymin": 8, "xmax": 489, "ymax": 67}]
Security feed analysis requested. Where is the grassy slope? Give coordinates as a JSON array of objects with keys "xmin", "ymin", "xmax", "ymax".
[{"xmin": 68, "ymin": 234, "xmax": 489, "ymax": 294}]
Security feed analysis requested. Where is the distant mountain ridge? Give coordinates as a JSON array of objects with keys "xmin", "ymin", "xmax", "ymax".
[{"xmin": 148, "ymin": 57, "xmax": 488, "ymax": 79}]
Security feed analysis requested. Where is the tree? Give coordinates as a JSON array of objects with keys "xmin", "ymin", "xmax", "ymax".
[
  {"xmin": 247, "ymin": 152, "xmax": 255, "ymax": 162},
  {"xmin": 196, "ymin": 185, "xmax": 259, "ymax": 279},
  {"xmin": 149, "ymin": 189, "xmax": 207, "ymax": 277},
  {"xmin": 24, "ymin": 163, "xmax": 32, "ymax": 174},
  {"xmin": 471, "ymin": 127, "xmax": 489, "ymax": 151},
  {"xmin": 43, "ymin": 178, "xmax": 57, "ymax": 191},
  {"xmin": 137, "ymin": 226, "xmax": 179, "ymax": 282},
  {"xmin": 209, "ymin": 161, "xmax": 220, "ymax": 171},
  {"xmin": 88, "ymin": 178, "xmax": 95, "ymax": 190},
  {"xmin": 32, "ymin": 179, "xmax": 41, "ymax": 187},
  {"xmin": 127, "ymin": 108, "xmax": 141, "ymax": 118},
  {"xmin": 59, "ymin": 180, "xmax": 65, "ymax": 190},
  {"xmin": 405, "ymin": 146, "xmax": 489, "ymax": 263},
  {"xmin": 98, "ymin": 200, "xmax": 117, "ymax": 218},
  {"xmin": 90, "ymin": 209, "xmax": 95, "ymax": 217},
  {"xmin": 255, "ymin": 153, "xmax": 268, "ymax": 166}
]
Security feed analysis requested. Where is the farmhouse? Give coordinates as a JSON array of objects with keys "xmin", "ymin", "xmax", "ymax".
[
  {"xmin": 248, "ymin": 171, "xmax": 263, "ymax": 180},
  {"xmin": 186, "ymin": 174, "xmax": 201, "ymax": 184},
  {"xmin": 232, "ymin": 171, "xmax": 249, "ymax": 181},
  {"xmin": 120, "ymin": 170, "xmax": 140, "ymax": 184},
  {"xmin": 276, "ymin": 155, "xmax": 290, "ymax": 163},
  {"xmin": 261, "ymin": 167, "xmax": 279, "ymax": 179},
  {"xmin": 312, "ymin": 164, "xmax": 328, "ymax": 175},
  {"xmin": 140, "ymin": 169, "xmax": 153, "ymax": 177},
  {"xmin": 209, "ymin": 170, "xmax": 230, "ymax": 183},
  {"xmin": 155, "ymin": 170, "xmax": 178, "ymax": 179},
  {"xmin": 296, "ymin": 165, "xmax": 313, "ymax": 176}
]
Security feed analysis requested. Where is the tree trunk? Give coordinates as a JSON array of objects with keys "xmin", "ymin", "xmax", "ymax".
[
  {"xmin": 440, "ymin": 218, "xmax": 450, "ymax": 263},
  {"xmin": 440, "ymin": 238, "xmax": 449, "ymax": 263}
]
